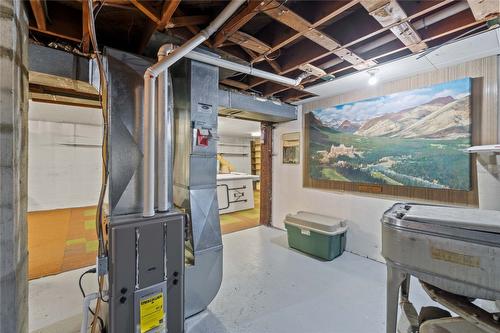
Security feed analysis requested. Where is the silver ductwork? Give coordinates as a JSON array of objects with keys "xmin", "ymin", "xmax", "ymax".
[{"xmin": 142, "ymin": 0, "xmax": 246, "ymax": 217}]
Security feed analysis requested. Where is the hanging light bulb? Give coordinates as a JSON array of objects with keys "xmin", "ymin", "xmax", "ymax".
[{"xmin": 368, "ymin": 71, "xmax": 378, "ymax": 86}]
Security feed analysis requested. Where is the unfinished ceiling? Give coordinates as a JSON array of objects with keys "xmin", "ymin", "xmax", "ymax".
[{"xmin": 26, "ymin": 0, "xmax": 499, "ymax": 103}]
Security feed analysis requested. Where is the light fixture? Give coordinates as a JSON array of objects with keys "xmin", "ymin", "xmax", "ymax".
[
  {"xmin": 251, "ymin": 131, "xmax": 261, "ymax": 137},
  {"xmin": 367, "ymin": 70, "xmax": 378, "ymax": 86}
]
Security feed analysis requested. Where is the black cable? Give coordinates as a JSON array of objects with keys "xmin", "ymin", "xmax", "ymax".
[{"xmin": 78, "ymin": 268, "xmax": 106, "ymax": 332}]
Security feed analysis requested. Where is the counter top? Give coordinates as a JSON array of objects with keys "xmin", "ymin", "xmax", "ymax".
[{"xmin": 217, "ymin": 172, "xmax": 260, "ymax": 181}]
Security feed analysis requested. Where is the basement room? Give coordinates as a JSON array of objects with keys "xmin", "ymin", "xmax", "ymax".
[{"xmin": 1, "ymin": 0, "xmax": 500, "ymax": 332}]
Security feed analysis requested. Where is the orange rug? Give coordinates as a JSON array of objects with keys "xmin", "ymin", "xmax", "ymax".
[
  {"xmin": 28, "ymin": 206, "xmax": 98, "ymax": 280},
  {"xmin": 220, "ymin": 191, "xmax": 260, "ymax": 234}
]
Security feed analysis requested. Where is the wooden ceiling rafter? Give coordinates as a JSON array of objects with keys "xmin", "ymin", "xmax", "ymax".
[
  {"xmin": 30, "ymin": 0, "xmax": 47, "ymax": 30},
  {"xmin": 213, "ymin": 0, "xmax": 269, "ymax": 48},
  {"xmin": 249, "ymin": 0, "xmax": 453, "ymax": 86},
  {"xmin": 251, "ymin": 0, "xmax": 360, "ymax": 64},
  {"xmin": 137, "ymin": 0, "xmax": 181, "ymax": 53},
  {"xmin": 130, "ymin": 0, "xmax": 161, "ymax": 25},
  {"xmin": 249, "ymin": 0, "xmax": 460, "ymax": 97},
  {"xmin": 466, "ymin": 0, "xmax": 500, "ymax": 20},
  {"xmin": 81, "ymin": 0, "xmax": 90, "ymax": 53},
  {"xmin": 360, "ymin": 0, "xmax": 427, "ymax": 53},
  {"xmin": 260, "ymin": 0, "xmax": 373, "ymax": 69}
]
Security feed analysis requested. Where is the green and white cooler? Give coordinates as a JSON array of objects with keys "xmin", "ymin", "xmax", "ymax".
[{"xmin": 284, "ymin": 211, "xmax": 347, "ymax": 260}]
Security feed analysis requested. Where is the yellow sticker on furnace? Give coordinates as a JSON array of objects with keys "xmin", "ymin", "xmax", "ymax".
[{"xmin": 140, "ymin": 293, "xmax": 164, "ymax": 333}]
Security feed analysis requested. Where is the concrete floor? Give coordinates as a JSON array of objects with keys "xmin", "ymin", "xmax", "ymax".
[{"xmin": 30, "ymin": 226, "xmax": 435, "ymax": 333}]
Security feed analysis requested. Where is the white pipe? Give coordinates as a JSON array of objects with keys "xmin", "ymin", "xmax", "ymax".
[
  {"xmin": 157, "ymin": 69, "xmax": 168, "ymax": 212},
  {"xmin": 185, "ymin": 50, "xmax": 308, "ymax": 87},
  {"xmin": 142, "ymin": 0, "xmax": 245, "ymax": 217},
  {"xmin": 80, "ymin": 292, "xmax": 100, "ymax": 333},
  {"xmin": 143, "ymin": 75, "xmax": 156, "ymax": 217}
]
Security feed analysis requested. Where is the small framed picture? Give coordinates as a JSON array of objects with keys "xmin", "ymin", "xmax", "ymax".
[{"xmin": 282, "ymin": 132, "xmax": 300, "ymax": 164}]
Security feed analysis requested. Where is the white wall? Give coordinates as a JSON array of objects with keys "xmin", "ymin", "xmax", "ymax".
[
  {"xmin": 272, "ymin": 56, "xmax": 500, "ymax": 263},
  {"xmin": 28, "ymin": 101, "xmax": 103, "ymax": 212},
  {"xmin": 272, "ymin": 109, "xmax": 395, "ymax": 262},
  {"xmin": 218, "ymin": 135, "xmax": 252, "ymax": 174}
]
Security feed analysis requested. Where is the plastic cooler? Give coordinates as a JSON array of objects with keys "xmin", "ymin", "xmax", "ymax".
[{"xmin": 284, "ymin": 211, "xmax": 347, "ymax": 260}]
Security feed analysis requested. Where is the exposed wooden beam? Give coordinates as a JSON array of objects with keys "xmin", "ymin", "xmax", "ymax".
[
  {"xmin": 261, "ymin": 0, "xmax": 373, "ymax": 69},
  {"xmin": 167, "ymin": 15, "xmax": 208, "ymax": 28},
  {"xmin": 274, "ymin": 10, "xmax": 485, "ymax": 100},
  {"xmin": 82, "ymin": 1, "xmax": 90, "ymax": 53},
  {"xmin": 30, "ymin": 0, "xmax": 47, "ymax": 31},
  {"xmin": 213, "ymin": 0, "xmax": 267, "ymax": 47},
  {"xmin": 130, "ymin": 0, "xmax": 161, "ymax": 25},
  {"xmin": 466, "ymin": 0, "xmax": 500, "ymax": 20},
  {"xmin": 158, "ymin": 0, "xmax": 181, "ymax": 30},
  {"xmin": 137, "ymin": 0, "xmax": 182, "ymax": 53},
  {"xmin": 220, "ymin": 79, "xmax": 250, "ymax": 90},
  {"xmin": 228, "ymin": 31, "xmax": 272, "ymax": 54},
  {"xmin": 241, "ymin": 45, "xmax": 282, "ymax": 73},
  {"xmin": 361, "ymin": 0, "xmax": 427, "ymax": 53},
  {"xmin": 247, "ymin": 0, "xmax": 453, "ymax": 91},
  {"xmin": 283, "ymin": 90, "xmax": 314, "ymax": 103},
  {"xmin": 252, "ymin": 0, "xmax": 359, "ymax": 63}
]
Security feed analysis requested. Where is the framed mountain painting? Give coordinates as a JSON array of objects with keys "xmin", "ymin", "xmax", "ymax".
[{"xmin": 306, "ymin": 78, "xmax": 472, "ymax": 192}]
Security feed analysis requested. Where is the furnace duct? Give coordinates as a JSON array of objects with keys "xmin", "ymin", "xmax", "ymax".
[{"xmin": 142, "ymin": 0, "xmax": 311, "ymax": 217}]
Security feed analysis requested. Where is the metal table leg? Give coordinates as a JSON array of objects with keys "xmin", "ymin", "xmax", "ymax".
[{"xmin": 387, "ymin": 264, "xmax": 409, "ymax": 333}]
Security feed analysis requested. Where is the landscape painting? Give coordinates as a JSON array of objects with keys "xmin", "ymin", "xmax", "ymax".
[{"xmin": 307, "ymin": 78, "xmax": 472, "ymax": 191}]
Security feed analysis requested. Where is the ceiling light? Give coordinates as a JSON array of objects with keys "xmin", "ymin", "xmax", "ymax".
[
  {"xmin": 251, "ymin": 131, "xmax": 261, "ymax": 137},
  {"xmin": 367, "ymin": 71, "xmax": 378, "ymax": 85}
]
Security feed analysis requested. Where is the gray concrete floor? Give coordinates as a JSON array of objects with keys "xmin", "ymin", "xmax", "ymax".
[{"xmin": 30, "ymin": 226, "xmax": 435, "ymax": 333}]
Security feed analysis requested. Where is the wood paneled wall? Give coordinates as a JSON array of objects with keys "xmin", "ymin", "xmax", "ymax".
[{"xmin": 302, "ymin": 56, "xmax": 499, "ymax": 206}]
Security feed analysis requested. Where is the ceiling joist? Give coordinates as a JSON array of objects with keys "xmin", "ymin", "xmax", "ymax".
[
  {"xmin": 29, "ymin": 0, "xmax": 47, "ymax": 30},
  {"xmin": 213, "ymin": 0, "xmax": 268, "ymax": 48},
  {"xmin": 466, "ymin": 0, "xmax": 500, "ymax": 20},
  {"xmin": 361, "ymin": 0, "xmax": 428, "ymax": 53}
]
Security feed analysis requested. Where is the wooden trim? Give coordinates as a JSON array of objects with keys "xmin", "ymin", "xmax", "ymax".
[
  {"xmin": 302, "ymin": 56, "xmax": 500, "ymax": 205},
  {"xmin": 260, "ymin": 123, "xmax": 273, "ymax": 225}
]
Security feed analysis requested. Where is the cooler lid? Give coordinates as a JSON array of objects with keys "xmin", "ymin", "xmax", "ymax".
[
  {"xmin": 285, "ymin": 211, "xmax": 347, "ymax": 235},
  {"xmin": 403, "ymin": 205, "xmax": 500, "ymax": 234}
]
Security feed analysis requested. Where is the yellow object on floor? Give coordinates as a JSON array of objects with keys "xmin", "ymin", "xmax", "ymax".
[
  {"xmin": 28, "ymin": 206, "xmax": 98, "ymax": 280},
  {"xmin": 220, "ymin": 191, "xmax": 260, "ymax": 234}
]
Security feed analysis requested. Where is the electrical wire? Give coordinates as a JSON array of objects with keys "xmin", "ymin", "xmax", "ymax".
[
  {"xmin": 85, "ymin": 0, "xmax": 110, "ymax": 331},
  {"xmin": 78, "ymin": 268, "xmax": 105, "ymax": 332}
]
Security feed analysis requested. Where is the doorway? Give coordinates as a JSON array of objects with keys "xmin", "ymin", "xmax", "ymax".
[{"xmin": 217, "ymin": 117, "xmax": 263, "ymax": 234}]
